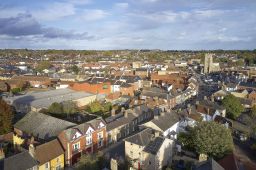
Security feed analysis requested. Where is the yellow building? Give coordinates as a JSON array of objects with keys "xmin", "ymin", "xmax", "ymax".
[{"xmin": 31, "ymin": 139, "xmax": 65, "ymax": 170}]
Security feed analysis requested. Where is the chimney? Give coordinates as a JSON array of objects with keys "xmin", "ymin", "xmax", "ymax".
[
  {"xmin": 204, "ymin": 96, "xmax": 207, "ymax": 100},
  {"xmin": 154, "ymin": 115, "xmax": 159, "ymax": 120},
  {"xmin": 124, "ymin": 110, "xmax": 128, "ymax": 118},
  {"xmin": 196, "ymin": 101, "xmax": 199, "ymax": 105},
  {"xmin": 0, "ymin": 148, "xmax": 5, "ymax": 160},
  {"xmin": 111, "ymin": 108, "xmax": 116, "ymax": 117},
  {"xmin": 121, "ymin": 107, "xmax": 125, "ymax": 113},
  {"xmin": 154, "ymin": 131, "xmax": 160, "ymax": 137},
  {"xmin": 29, "ymin": 143, "xmax": 36, "ymax": 158}
]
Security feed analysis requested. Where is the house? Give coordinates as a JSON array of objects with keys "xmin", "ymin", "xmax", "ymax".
[
  {"xmin": 196, "ymin": 100, "xmax": 226, "ymax": 121},
  {"xmin": 106, "ymin": 105, "xmax": 154, "ymax": 144},
  {"xmin": 31, "ymin": 139, "xmax": 65, "ymax": 170},
  {"xmin": 142, "ymin": 111, "xmax": 180, "ymax": 138},
  {"xmin": 14, "ymin": 112, "xmax": 76, "ymax": 142},
  {"xmin": 11, "ymin": 75, "xmax": 51, "ymax": 88},
  {"xmin": 71, "ymin": 81, "xmax": 112, "ymax": 95},
  {"xmin": 223, "ymin": 83, "xmax": 238, "ymax": 92},
  {"xmin": 151, "ymin": 73, "xmax": 188, "ymax": 90},
  {"xmin": 58, "ymin": 117, "xmax": 107, "ymax": 166},
  {"xmin": 0, "ymin": 150, "xmax": 38, "ymax": 170},
  {"xmin": 124, "ymin": 128, "xmax": 175, "ymax": 170}
]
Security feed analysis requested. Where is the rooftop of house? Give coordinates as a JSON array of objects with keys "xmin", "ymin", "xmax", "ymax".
[
  {"xmin": 35, "ymin": 139, "xmax": 65, "ymax": 165},
  {"xmin": 195, "ymin": 158, "xmax": 224, "ymax": 170},
  {"xmin": 149, "ymin": 112, "xmax": 180, "ymax": 132},
  {"xmin": 0, "ymin": 151, "xmax": 38, "ymax": 170},
  {"xmin": 143, "ymin": 136, "xmax": 165, "ymax": 155},
  {"xmin": 14, "ymin": 112, "xmax": 77, "ymax": 141},
  {"xmin": 124, "ymin": 128, "xmax": 154, "ymax": 146}
]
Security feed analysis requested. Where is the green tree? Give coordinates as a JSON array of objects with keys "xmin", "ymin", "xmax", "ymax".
[
  {"xmin": 36, "ymin": 61, "xmax": 51, "ymax": 72},
  {"xmin": 0, "ymin": 98, "xmax": 14, "ymax": 135},
  {"xmin": 71, "ymin": 65, "xmax": 80, "ymax": 75},
  {"xmin": 75, "ymin": 152, "xmax": 105, "ymax": 170},
  {"xmin": 222, "ymin": 94, "xmax": 244, "ymax": 120},
  {"xmin": 87, "ymin": 101, "xmax": 103, "ymax": 113},
  {"xmin": 192, "ymin": 121, "xmax": 234, "ymax": 159},
  {"xmin": 177, "ymin": 132, "xmax": 194, "ymax": 151},
  {"xmin": 48, "ymin": 102, "xmax": 63, "ymax": 114},
  {"xmin": 62, "ymin": 101, "xmax": 77, "ymax": 116}
]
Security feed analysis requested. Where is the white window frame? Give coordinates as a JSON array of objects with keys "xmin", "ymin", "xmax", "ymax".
[{"xmin": 73, "ymin": 142, "xmax": 80, "ymax": 151}]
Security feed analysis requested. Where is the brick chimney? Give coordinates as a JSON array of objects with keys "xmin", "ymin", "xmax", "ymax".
[{"xmin": 0, "ymin": 147, "xmax": 5, "ymax": 160}]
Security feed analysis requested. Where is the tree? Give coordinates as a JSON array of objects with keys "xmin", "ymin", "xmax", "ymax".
[
  {"xmin": 75, "ymin": 152, "xmax": 106, "ymax": 170},
  {"xmin": 71, "ymin": 65, "xmax": 80, "ymax": 75},
  {"xmin": 222, "ymin": 94, "xmax": 244, "ymax": 120},
  {"xmin": 192, "ymin": 121, "xmax": 234, "ymax": 159},
  {"xmin": 0, "ymin": 98, "xmax": 14, "ymax": 135},
  {"xmin": 48, "ymin": 102, "xmax": 63, "ymax": 114},
  {"xmin": 62, "ymin": 101, "xmax": 77, "ymax": 116},
  {"xmin": 87, "ymin": 101, "xmax": 103, "ymax": 113},
  {"xmin": 36, "ymin": 61, "xmax": 51, "ymax": 72}
]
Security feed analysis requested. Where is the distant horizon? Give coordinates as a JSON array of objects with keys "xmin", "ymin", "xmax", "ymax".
[
  {"xmin": 0, "ymin": 48, "xmax": 255, "ymax": 51},
  {"xmin": 0, "ymin": 0, "xmax": 256, "ymax": 49}
]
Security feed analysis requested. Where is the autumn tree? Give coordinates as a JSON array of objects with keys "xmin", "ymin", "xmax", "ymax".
[
  {"xmin": 192, "ymin": 121, "xmax": 234, "ymax": 159},
  {"xmin": 0, "ymin": 98, "xmax": 14, "ymax": 135},
  {"xmin": 222, "ymin": 94, "xmax": 244, "ymax": 120}
]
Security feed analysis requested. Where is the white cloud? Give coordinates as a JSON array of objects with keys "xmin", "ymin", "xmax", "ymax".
[
  {"xmin": 32, "ymin": 2, "xmax": 76, "ymax": 21},
  {"xmin": 79, "ymin": 9, "xmax": 109, "ymax": 21},
  {"xmin": 114, "ymin": 2, "xmax": 129, "ymax": 9}
]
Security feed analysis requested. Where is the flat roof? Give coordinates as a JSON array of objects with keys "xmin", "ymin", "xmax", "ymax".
[{"xmin": 7, "ymin": 88, "xmax": 95, "ymax": 109}]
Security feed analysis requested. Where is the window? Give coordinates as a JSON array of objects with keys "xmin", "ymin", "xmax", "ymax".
[
  {"xmin": 56, "ymin": 165, "xmax": 61, "ymax": 170},
  {"xmin": 73, "ymin": 142, "xmax": 80, "ymax": 151},
  {"xmin": 45, "ymin": 162, "xmax": 50, "ymax": 169},
  {"xmin": 86, "ymin": 136, "xmax": 92, "ymax": 145}
]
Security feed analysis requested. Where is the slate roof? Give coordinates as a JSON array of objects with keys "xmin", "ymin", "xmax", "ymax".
[
  {"xmin": 1, "ymin": 151, "xmax": 38, "ymax": 170},
  {"xmin": 106, "ymin": 112, "xmax": 137, "ymax": 131},
  {"xmin": 124, "ymin": 128, "xmax": 153, "ymax": 146},
  {"xmin": 143, "ymin": 136, "xmax": 165, "ymax": 155},
  {"xmin": 195, "ymin": 158, "xmax": 224, "ymax": 170},
  {"xmin": 149, "ymin": 112, "xmax": 179, "ymax": 132},
  {"xmin": 14, "ymin": 112, "xmax": 77, "ymax": 140},
  {"xmin": 35, "ymin": 139, "xmax": 64, "ymax": 165}
]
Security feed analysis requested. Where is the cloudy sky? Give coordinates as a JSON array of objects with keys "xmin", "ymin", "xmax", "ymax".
[{"xmin": 0, "ymin": 0, "xmax": 256, "ymax": 50}]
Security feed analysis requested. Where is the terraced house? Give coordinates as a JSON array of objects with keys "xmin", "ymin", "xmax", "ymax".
[{"xmin": 58, "ymin": 118, "xmax": 107, "ymax": 166}]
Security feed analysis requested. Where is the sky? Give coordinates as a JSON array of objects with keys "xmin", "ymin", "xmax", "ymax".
[{"xmin": 0, "ymin": 0, "xmax": 256, "ymax": 50}]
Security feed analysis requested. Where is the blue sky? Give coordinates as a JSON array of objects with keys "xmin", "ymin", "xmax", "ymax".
[{"xmin": 0, "ymin": 0, "xmax": 256, "ymax": 50}]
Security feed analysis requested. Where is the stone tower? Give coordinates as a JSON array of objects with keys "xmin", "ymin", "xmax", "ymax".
[{"xmin": 204, "ymin": 53, "xmax": 213, "ymax": 74}]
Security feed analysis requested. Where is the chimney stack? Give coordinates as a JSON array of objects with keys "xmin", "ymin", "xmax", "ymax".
[
  {"xmin": 124, "ymin": 110, "xmax": 128, "ymax": 118},
  {"xmin": 160, "ymin": 112, "xmax": 165, "ymax": 116},
  {"xmin": 111, "ymin": 108, "xmax": 116, "ymax": 117},
  {"xmin": 29, "ymin": 143, "xmax": 35, "ymax": 158},
  {"xmin": 154, "ymin": 115, "xmax": 159, "ymax": 120}
]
